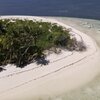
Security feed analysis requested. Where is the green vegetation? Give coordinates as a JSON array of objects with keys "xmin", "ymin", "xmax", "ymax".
[{"xmin": 0, "ymin": 19, "xmax": 86, "ymax": 68}]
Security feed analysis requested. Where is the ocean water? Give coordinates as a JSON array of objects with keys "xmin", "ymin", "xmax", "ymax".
[{"xmin": 0, "ymin": 0, "xmax": 100, "ymax": 20}]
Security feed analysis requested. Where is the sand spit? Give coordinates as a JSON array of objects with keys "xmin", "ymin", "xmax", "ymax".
[{"xmin": 0, "ymin": 16, "xmax": 100, "ymax": 100}]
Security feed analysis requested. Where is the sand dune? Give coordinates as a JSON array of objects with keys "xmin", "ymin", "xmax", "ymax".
[{"xmin": 0, "ymin": 16, "xmax": 100, "ymax": 100}]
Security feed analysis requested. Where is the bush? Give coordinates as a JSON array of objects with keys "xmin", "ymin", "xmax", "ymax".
[{"xmin": 0, "ymin": 19, "xmax": 85, "ymax": 67}]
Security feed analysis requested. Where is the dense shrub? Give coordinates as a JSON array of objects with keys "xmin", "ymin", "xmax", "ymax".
[{"xmin": 0, "ymin": 19, "xmax": 85, "ymax": 67}]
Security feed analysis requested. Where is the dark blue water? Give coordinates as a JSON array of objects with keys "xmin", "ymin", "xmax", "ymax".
[{"xmin": 0, "ymin": 0, "xmax": 100, "ymax": 20}]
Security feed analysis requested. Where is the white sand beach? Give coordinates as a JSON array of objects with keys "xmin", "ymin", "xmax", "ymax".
[{"xmin": 0, "ymin": 16, "xmax": 100, "ymax": 100}]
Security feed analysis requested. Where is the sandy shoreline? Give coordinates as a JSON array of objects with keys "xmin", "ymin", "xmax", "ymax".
[{"xmin": 0, "ymin": 16, "xmax": 100, "ymax": 100}]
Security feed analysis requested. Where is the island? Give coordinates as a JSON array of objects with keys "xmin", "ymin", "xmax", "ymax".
[{"xmin": 0, "ymin": 16, "xmax": 100, "ymax": 100}]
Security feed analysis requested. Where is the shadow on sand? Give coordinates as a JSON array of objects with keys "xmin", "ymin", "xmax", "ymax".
[{"xmin": 35, "ymin": 56, "xmax": 50, "ymax": 66}]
